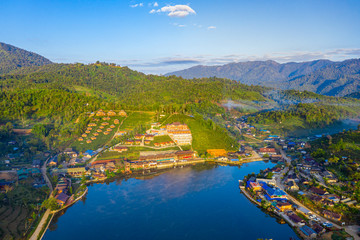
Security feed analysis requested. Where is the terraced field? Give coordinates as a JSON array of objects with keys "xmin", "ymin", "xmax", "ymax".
[{"xmin": 0, "ymin": 206, "xmax": 30, "ymax": 240}]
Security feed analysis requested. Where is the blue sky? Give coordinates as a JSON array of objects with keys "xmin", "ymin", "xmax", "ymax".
[{"xmin": 1, "ymin": 0, "xmax": 360, "ymax": 74}]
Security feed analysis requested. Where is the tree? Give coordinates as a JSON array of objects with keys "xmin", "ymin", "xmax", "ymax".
[{"xmin": 42, "ymin": 197, "xmax": 59, "ymax": 210}]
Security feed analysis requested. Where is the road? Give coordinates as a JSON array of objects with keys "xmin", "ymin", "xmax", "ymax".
[{"xmin": 29, "ymin": 155, "xmax": 54, "ymax": 240}]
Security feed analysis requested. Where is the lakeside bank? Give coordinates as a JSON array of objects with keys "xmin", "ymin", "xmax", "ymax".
[{"xmin": 43, "ymin": 161, "xmax": 299, "ymax": 240}]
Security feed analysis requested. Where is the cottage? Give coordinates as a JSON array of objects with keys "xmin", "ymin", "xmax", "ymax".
[
  {"xmin": 107, "ymin": 110, "xmax": 117, "ymax": 116},
  {"xmin": 288, "ymin": 213, "xmax": 305, "ymax": 226},
  {"xmin": 96, "ymin": 110, "xmax": 106, "ymax": 116},
  {"xmin": 114, "ymin": 119, "xmax": 120, "ymax": 124},
  {"xmin": 118, "ymin": 110, "xmax": 127, "ymax": 116},
  {"xmin": 145, "ymin": 134, "xmax": 154, "ymax": 140},
  {"xmin": 84, "ymin": 150, "xmax": 96, "ymax": 158},
  {"xmin": 134, "ymin": 134, "xmax": 143, "ymax": 139}
]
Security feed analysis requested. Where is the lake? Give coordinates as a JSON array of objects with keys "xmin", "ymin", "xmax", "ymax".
[{"xmin": 44, "ymin": 162, "xmax": 299, "ymax": 240}]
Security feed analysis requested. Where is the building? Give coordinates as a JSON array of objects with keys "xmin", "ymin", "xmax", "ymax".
[
  {"xmin": 276, "ymin": 202, "xmax": 292, "ymax": 212},
  {"xmin": 145, "ymin": 134, "xmax": 154, "ymax": 140},
  {"xmin": 166, "ymin": 122, "xmax": 192, "ymax": 145},
  {"xmin": 288, "ymin": 213, "xmax": 305, "ymax": 226},
  {"xmin": 260, "ymin": 182, "xmax": 287, "ymax": 200},
  {"xmin": 248, "ymin": 181, "xmax": 262, "ymax": 191},
  {"xmin": 300, "ymin": 225, "xmax": 317, "ymax": 238},
  {"xmin": 107, "ymin": 110, "xmax": 117, "ymax": 116},
  {"xmin": 84, "ymin": 150, "xmax": 96, "ymax": 158},
  {"xmin": 259, "ymin": 148, "xmax": 277, "ymax": 155},
  {"xmin": 308, "ymin": 187, "xmax": 327, "ymax": 196},
  {"xmin": 96, "ymin": 110, "xmax": 106, "ymax": 116},
  {"xmin": 113, "ymin": 146, "xmax": 128, "ymax": 152},
  {"xmin": 207, "ymin": 149, "xmax": 227, "ymax": 157},
  {"xmin": 55, "ymin": 192, "xmax": 70, "ymax": 206}
]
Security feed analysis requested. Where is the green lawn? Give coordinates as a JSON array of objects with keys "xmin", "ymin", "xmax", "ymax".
[
  {"xmin": 151, "ymin": 135, "xmax": 173, "ymax": 144},
  {"xmin": 119, "ymin": 111, "xmax": 155, "ymax": 131},
  {"xmin": 162, "ymin": 114, "xmax": 238, "ymax": 154}
]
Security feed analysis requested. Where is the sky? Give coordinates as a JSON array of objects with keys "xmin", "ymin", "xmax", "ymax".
[{"xmin": 1, "ymin": 0, "xmax": 360, "ymax": 74}]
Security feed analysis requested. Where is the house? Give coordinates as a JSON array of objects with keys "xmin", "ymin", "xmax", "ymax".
[
  {"xmin": 207, "ymin": 149, "xmax": 227, "ymax": 157},
  {"xmin": 135, "ymin": 139, "xmax": 142, "ymax": 145},
  {"xmin": 311, "ymin": 223, "xmax": 325, "ymax": 234},
  {"xmin": 144, "ymin": 140, "xmax": 151, "ymax": 145},
  {"xmin": 66, "ymin": 167, "xmax": 87, "ymax": 177},
  {"xmin": 277, "ymin": 202, "xmax": 292, "ymax": 212},
  {"xmin": 300, "ymin": 225, "xmax": 317, "ymax": 238},
  {"xmin": 323, "ymin": 210, "xmax": 341, "ymax": 221},
  {"xmin": 55, "ymin": 192, "xmax": 70, "ymax": 206}
]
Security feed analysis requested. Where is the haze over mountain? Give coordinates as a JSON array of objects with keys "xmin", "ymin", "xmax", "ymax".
[
  {"xmin": 0, "ymin": 42, "xmax": 52, "ymax": 75},
  {"xmin": 166, "ymin": 59, "xmax": 360, "ymax": 97}
]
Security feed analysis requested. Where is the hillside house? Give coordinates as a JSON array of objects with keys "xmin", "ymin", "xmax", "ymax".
[{"xmin": 119, "ymin": 110, "xmax": 127, "ymax": 116}]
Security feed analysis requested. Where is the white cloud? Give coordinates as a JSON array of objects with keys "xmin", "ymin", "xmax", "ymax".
[
  {"xmin": 207, "ymin": 26, "xmax": 216, "ymax": 30},
  {"xmin": 151, "ymin": 4, "xmax": 196, "ymax": 17},
  {"xmin": 154, "ymin": 2, "xmax": 158, "ymax": 7},
  {"xmin": 130, "ymin": 3, "xmax": 143, "ymax": 8}
]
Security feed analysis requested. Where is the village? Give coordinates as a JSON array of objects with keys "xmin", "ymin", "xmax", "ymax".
[{"xmin": 234, "ymin": 117, "xmax": 360, "ymax": 239}]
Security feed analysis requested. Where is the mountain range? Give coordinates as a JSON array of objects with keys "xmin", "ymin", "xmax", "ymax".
[{"xmin": 166, "ymin": 59, "xmax": 360, "ymax": 97}]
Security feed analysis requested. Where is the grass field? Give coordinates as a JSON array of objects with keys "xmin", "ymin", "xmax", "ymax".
[
  {"xmin": 162, "ymin": 114, "xmax": 238, "ymax": 154},
  {"xmin": 151, "ymin": 135, "xmax": 173, "ymax": 144},
  {"xmin": 71, "ymin": 116, "xmax": 125, "ymax": 152},
  {"xmin": 119, "ymin": 111, "xmax": 155, "ymax": 131}
]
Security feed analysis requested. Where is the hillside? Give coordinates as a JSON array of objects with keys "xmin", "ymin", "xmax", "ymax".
[
  {"xmin": 0, "ymin": 63, "xmax": 268, "ymax": 109},
  {"xmin": 0, "ymin": 42, "xmax": 52, "ymax": 75},
  {"xmin": 166, "ymin": 59, "xmax": 360, "ymax": 97}
]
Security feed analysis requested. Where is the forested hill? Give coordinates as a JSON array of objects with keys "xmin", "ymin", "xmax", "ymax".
[
  {"xmin": 0, "ymin": 62, "xmax": 268, "ymax": 109},
  {"xmin": 0, "ymin": 42, "xmax": 52, "ymax": 75},
  {"xmin": 166, "ymin": 59, "xmax": 360, "ymax": 97}
]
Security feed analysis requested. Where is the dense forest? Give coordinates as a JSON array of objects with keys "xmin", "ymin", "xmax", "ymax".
[
  {"xmin": 0, "ymin": 63, "xmax": 268, "ymax": 110},
  {"xmin": 247, "ymin": 102, "xmax": 359, "ymax": 129}
]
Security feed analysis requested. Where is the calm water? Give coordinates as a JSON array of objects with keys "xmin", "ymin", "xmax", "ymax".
[{"xmin": 44, "ymin": 162, "xmax": 299, "ymax": 240}]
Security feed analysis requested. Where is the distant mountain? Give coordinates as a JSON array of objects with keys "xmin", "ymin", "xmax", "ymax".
[
  {"xmin": 0, "ymin": 42, "xmax": 52, "ymax": 75},
  {"xmin": 166, "ymin": 59, "xmax": 360, "ymax": 96}
]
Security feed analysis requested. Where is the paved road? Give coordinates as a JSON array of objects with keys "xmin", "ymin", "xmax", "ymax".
[
  {"xmin": 42, "ymin": 156, "xmax": 53, "ymax": 194},
  {"xmin": 29, "ymin": 209, "xmax": 51, "ymax": 240}
]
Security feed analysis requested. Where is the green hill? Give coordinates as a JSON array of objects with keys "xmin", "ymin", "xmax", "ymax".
[{"xmin": 0, "ymin": 42, "xmax": 52, "ymax": 75}]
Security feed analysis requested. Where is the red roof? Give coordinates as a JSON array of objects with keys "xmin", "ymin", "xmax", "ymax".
[{"xmin": 259, "ymin": 148, "xmax": 276, "ymax": 153}]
